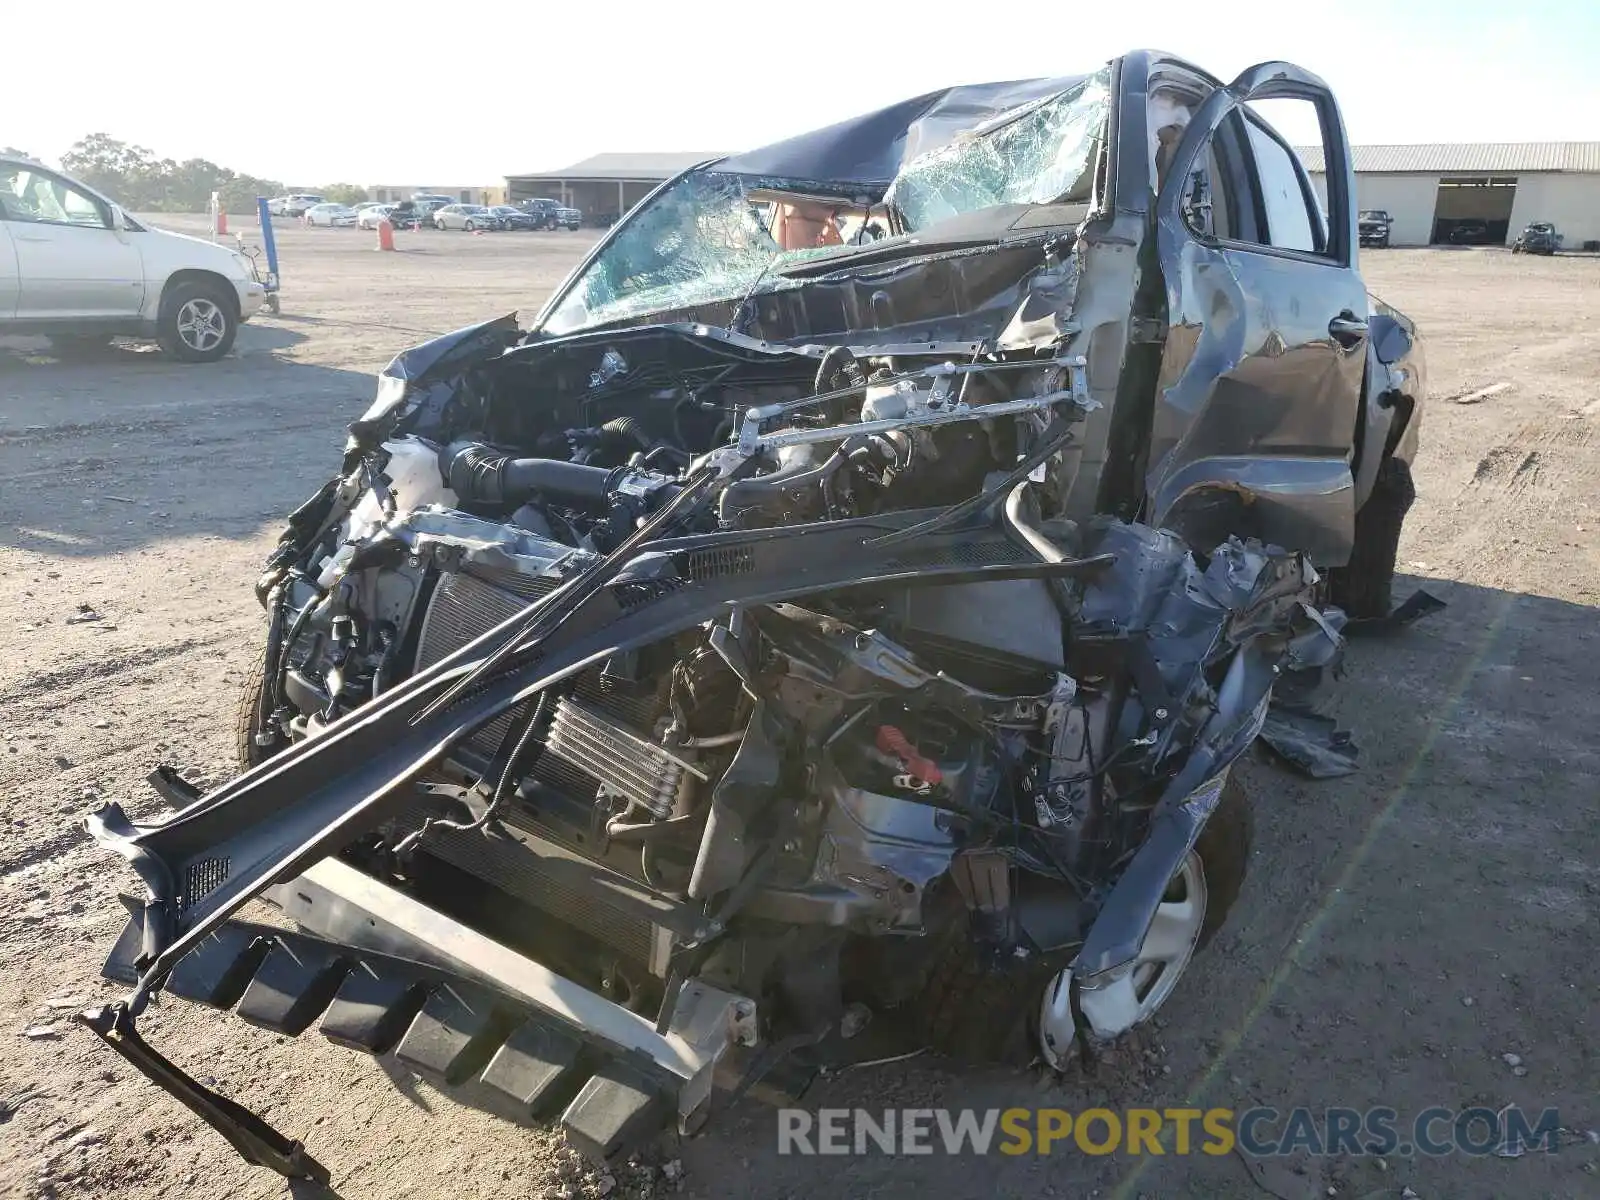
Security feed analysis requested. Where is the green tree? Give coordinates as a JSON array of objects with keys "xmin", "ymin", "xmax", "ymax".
[
  {"xmin": 62, "ymin": 134, "xmax": 162, "ymax": 206},
  {"xmin": 53, "ymin": 133, "xmax": 282, "ymax": 213},
  {"xmin": 1, "ymin": 146, "xmax": 37, "ymax": 161},
  {"xmin": 321, "ymin": 183, "xmax": 369, "ymax": 206},
  {"xmin": 219, "ymin": 174, "xmax": 284, "ymax": 214}
]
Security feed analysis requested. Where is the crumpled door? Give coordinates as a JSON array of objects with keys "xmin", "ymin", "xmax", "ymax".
[{"xmin": 1145, "ymin": 62, "xmax": 1369, "ymax": 567}]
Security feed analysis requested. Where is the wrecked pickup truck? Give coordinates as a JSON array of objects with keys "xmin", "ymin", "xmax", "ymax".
[{"xmin": 76, "ymin": 49, "xmax": 1424, "ymax": 1181}]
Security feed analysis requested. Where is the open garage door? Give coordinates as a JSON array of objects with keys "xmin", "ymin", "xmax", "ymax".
[{"xmin": 1431, "ymin": 176, "xmax": 1517, "ymax": 244}]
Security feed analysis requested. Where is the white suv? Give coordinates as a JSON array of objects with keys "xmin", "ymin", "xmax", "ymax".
[{"xmin": 1, "ymin": 156, "xmax": 266, "ymax": 362}]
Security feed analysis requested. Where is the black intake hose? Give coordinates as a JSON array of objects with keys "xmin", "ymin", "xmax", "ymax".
[
  {"xmin": 440, "ymin": 441, "xmax": 614, "ymax": 510},
  {"xmin": 599, "ymin": 415, "xmax": 653, "ymax": 457}
]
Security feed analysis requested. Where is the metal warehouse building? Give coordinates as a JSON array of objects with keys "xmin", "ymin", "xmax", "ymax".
[
  {"xmin": 1298, "ymin": 141, "xmax": 1600, "ymax": 248},
  {"xmin": 505, "ymin": 152, "xmax": 723, "ymax": 223}
]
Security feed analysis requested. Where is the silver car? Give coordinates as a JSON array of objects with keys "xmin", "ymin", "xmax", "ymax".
[{"xmin": 432, "ymin": 204, "xmax": 500, "ymax": 231}]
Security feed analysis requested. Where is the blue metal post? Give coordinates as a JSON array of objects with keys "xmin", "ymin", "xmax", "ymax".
[{"xmin": 256, "ymin": 197, "xmax": 280, "ymax": 282}]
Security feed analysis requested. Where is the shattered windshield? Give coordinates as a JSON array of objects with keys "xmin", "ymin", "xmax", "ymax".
[
  {"xmin": 541, "ymin": 171, "xmax": 814, "ymax": 335},
  {"xmin": 883, "ymin": 69, "xmax": 1110, "ymax": 229},
  {"xmin": 541, "ymin": 69, "xmax": 1111, "ymax": 336}
]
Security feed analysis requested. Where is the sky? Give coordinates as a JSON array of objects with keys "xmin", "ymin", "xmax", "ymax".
[{"xmin": 9, "ymin": 0, "xmax": 1598, "ymax": 186}]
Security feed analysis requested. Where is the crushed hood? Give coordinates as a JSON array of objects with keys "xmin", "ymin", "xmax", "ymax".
[{"xmin": 713, "ymin": 75, "xmax": 1093, "ymax": 198}]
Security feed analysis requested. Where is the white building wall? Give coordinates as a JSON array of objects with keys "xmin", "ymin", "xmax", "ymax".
[
  {"xmin": 1354, "ymin": 175, "xmax": 1442, "ymax": 245},
  {"xmin": 1307, "ymin": 173, "xmax": 1440, "ymax": 245},
  {"xmin": 1507, "ymin": 174, "xmax": 1600, "ymax": 248},
  {"xmin": 1310, "ymin": 170, "xmax": 1600, "ymax": 247}
]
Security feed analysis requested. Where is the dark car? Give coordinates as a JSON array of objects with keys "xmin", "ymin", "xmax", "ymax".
[
  {"xmin": 1512, "ymin": 221, "xmax": 1560, "ymax": 255},
  {"xmin": 489, "ymin": 205, "xmax": 539, "ymax": 231},
  {"xmin": 383, "ymin": 199, "xmax": 423, "ymax": 230},
  {"xmin": 75, "ymin": 50, "xmax": 1426, "ymax": 1182},
  {"xmin": 1358, "ymin": 208, "xmax": 1393, "ymax": 248},
  {"xmin": 1448, "ymin": 219, "xmax": 1490, "ymax": 245},
  {"xmin": 517, "ymin": 197, "xmax": 565, "ymax": 229}
]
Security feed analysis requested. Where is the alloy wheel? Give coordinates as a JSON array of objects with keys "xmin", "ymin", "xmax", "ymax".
[
  {"xmin": 1037, "ymin": 850, "xmax": 1208, "ymax": 1067},
  {"xmin": 175, "ymin": 298, "xmax": 227, "ymax": 354}
]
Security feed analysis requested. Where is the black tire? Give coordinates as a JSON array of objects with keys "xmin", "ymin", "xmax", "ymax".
[
  {"xmin": 236, "ymin": 640, "xmax": 278, "ymax": 771},
  {"xmin": 1194, "ymin": 774, "xmax": 1253, "ymax": 949},
  {"xmin": 465, "ymin": 219, "xmax": 476, "ymax": 231},
  {"xmin": 916, "ymin": 919, "xmax": 1063, "ymax": 1065},
  {"xmin": 156, "ymin": 279, "xmax": 238, "ymax": 363},
  {"xmin": 916, "ymin": 776, "xmax": 1252, "ymax": 1066},
  {"xmin": 1329, "ymin": 455, "xmax": 1415, "ymax": 619}
]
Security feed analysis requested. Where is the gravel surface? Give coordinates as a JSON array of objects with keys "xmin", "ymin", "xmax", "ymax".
[{"xmin": 1, "ymin": 219, "xmax": 1596, "ymax": 1199}]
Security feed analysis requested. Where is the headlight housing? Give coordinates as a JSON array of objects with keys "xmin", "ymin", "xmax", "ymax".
[{"xmin": 354, "ymin": 372, "xmax": 410, "ymax": 427}]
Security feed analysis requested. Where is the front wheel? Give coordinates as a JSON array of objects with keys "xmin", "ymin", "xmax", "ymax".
[
  {"xmin": 917, "ymin": 776, "xmax": 1252, "ymax": 1068},
  {"xmin": 236, "ymin": 641, "xmax": 281, "ymax": 769},
  {"xmin": 157, "ymin": 280, "xmax": 238, "ymax": 362}
]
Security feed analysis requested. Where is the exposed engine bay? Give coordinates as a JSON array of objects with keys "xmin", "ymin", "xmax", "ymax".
[
  {"xmin": 255, "ymin": 332, "xmax": 1111, "ymax": 981},
  {"xmin": 225, "ymin": 321, "xmax": 1338, "ymax": 1062}
]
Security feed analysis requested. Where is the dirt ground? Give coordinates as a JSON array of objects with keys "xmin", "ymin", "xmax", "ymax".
[{"xmin": 1, "ymin": 217, "xmax": 1597, "ymax": 1200}]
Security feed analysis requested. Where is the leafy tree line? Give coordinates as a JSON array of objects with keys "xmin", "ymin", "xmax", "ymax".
[{"xmin": 12, "ymin": 134, "xmax": 372, "ymax": 213}]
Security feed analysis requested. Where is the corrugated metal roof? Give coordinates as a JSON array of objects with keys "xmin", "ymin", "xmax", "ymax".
[
  {"xmin": 508, "ymin": 152, "xmax": 727, "ymax": 181},
  {"xmin": 1296, "ymin": 141, "xmax": 1600, "ymax": 174}
]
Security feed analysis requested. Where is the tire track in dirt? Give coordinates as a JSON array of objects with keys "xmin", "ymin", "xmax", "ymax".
[
  {"xmin": 1408, "ymin": 406, "xmax": 1598, "ymax": 594},
  {"xmin": 0, "ymin": 638, "xmax": 215, "ymax": 710}
]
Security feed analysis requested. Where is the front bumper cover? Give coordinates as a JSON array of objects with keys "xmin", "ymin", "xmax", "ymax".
[{"xmin": 86, "ymin": 857, "xmax": 758, "ymax": 1173}]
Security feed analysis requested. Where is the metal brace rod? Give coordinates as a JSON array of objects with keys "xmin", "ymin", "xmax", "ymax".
[
  {"xmin": 75, "ymin": 1004, "xmax": 329, "ymax": 1183},
  {"xmin": 737, "ymin": 353, "xmax": 1090, "ymax": 452}
]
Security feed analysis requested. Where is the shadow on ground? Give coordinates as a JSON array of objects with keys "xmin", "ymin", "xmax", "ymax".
[{"xmin": 0, "ymin": 349, "xmax": 371, "ymax": 557}]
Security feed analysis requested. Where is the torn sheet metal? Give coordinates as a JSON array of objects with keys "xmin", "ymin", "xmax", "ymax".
[
  {"xmin": 1259, "ymin": 704, "xmax": 1360, "ymax": 778},
  {"xmin": 1344, "ymin": 588, "xmax": 1447, "ymax": 638}
]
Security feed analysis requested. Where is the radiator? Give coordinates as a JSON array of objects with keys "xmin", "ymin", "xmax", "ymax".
[{"xmin": 411, "ymin": 566, "xmax": 660, "ymax": 964}]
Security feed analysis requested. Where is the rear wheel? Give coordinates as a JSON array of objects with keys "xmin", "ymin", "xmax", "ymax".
[
  {"xmin": 1330, "ymin": 455, "xmax": 1415, "ymax": 619},
  {"xmin": 157, "ymin": 280, "xmax": 238, "ymax": 362},
  {"xmin": 917, "ymin": 776, "xmax": 1252, "ymax": 1068}
]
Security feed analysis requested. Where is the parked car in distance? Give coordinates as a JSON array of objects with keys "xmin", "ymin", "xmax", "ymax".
[
  {"xmin": 385, "ymin": 200, "xmax": 425, "ymax": 230},
  {"xmin": 554, "ymin": 204, "xmax": 582, "ymax": 230},
  {"xmin": 1358, "ymin": 209, "xmax": 1392, "ymax": 248},
  {"xmin": 356, "ymin": 204, "xmax": 396, "ymax": 230},
  {"xmin": 489, "ymin": 205, "xmax": 538, "ymax": 230},
  {"xmin": 517, "ymin": 197, "xmax": 562, "ymax": 229},
  {"xmin": 1448, "ymin": 219, "xmax": 1490, "ymax": 245},
  {"xmin": 268, "ymin": 194, "xmax": 324, "ymax": 217},
  {"xmin": 1512, "ymin": 221, "xmax": 1561, "ymax": 255},
  {"xmin": 407, "ymin": 199, "xmax": 446, "ymax": 224},
  {"xmin": 303, "ymin": 203, "xmax": 360, "ymax": 228},
  {"xmin": 433, "ymin": 203, "xmax": 500, "ymax": 231},
  {"xmin": 1, "ymin": 154, "xmax": 265, "ymax": 361}
]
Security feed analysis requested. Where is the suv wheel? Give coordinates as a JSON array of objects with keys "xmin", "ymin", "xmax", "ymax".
[{"xmin": 157, "ymin": 280, "xmax": 238, "ymax": 363}]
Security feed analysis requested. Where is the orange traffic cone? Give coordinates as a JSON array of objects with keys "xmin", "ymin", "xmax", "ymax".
[{"xmin": 376, "ymin": 219, "xmax": 396, "ymax": 252}]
